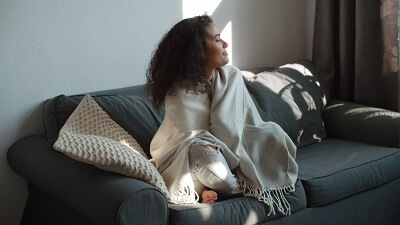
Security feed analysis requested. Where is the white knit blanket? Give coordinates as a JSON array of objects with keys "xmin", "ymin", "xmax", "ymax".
[{"xmin": 150, "ymin": 65, "xmax": 298, "ymax": 215}]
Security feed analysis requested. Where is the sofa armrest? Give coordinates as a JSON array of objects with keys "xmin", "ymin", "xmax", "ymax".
[
  {"xmin": 7, "ymin": 136, "xmax": 168, "ymax": 225},
  {"xmin": 322, "ymin": 99, "xmax": 400, "ymax": 148}
]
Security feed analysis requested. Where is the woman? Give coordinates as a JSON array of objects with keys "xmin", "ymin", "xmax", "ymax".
[{"xmin": 146, "ymin": 15, "xmax": 298, "ymax": 215}]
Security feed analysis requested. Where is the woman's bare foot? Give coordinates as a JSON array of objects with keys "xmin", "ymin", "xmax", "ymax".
[{"xmin": 201, "ymin": 190, "xmax": 218, "ymax": 203}]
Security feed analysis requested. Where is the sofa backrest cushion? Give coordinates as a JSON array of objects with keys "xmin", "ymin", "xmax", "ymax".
[
  {"xmin": 43, "ymin": 86, "xmax": 164, "ymax": 158},
  {"xmin": 44, "ymin": 59, "xmax": 327, "ymax": 155},
  {"xmin": 245, "ymin": 59, "xmax": 328, "ymax": 147}
]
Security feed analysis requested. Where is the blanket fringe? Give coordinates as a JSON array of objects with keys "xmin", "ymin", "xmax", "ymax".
[
  {"xmin": 238, "ymin": 178, "xmax": 295, "ymax": 216},
  {"xmin": 169, "ymin": 186, "xmax": 199, "ymax": 204}
]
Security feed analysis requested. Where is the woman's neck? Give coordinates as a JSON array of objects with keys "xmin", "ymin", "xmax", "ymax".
[{"xmin": 206, "ymin": 68, "xmax": 215, "ymax": 81}]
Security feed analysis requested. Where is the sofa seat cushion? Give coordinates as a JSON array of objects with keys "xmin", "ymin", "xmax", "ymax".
[
  {"xmin": 297, "ymin": 138, "xmax": 400, "ymax": 207},
  {"xmin": 168, "ymin": 180, "xmax": 306, "ymax": 225}
]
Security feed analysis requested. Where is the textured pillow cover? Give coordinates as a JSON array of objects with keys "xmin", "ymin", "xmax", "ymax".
[
  {"xmin": 245, "ymin": 59, "xmax": 328, "ymax": 147},
  {"xmin": 53, "ymin": 94, "xmax": 170, "ymax": 199},
  {"xmin": 44, "ymin": 93, "xmax": 164, "ymax": 158}
]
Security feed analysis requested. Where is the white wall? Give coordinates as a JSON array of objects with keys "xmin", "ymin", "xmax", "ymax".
[
  {"xmin": 211, "ymin": 0, "xmax": 310, "ymax": 69},
  {"xmin": 0, "ymin": 0, "xmax": 315, "ymax": 224},
  {"xmin": 307, "ymin": 0, "xmax": 316, "ymax": 60}
]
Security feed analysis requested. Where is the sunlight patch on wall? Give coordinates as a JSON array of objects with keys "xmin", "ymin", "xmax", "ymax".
[
  {"xmin": 221, "ymin": 21, "xmax": 233, "ymax": 65},
  {"xmin": 182, "ymin": 0, "xmax": 222, "ymax": 18},
  {"xmin": 182, "ymin": 0, "xmax": 233, "ymax": 65}
]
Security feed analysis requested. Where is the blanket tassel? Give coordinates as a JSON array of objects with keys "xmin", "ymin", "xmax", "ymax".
[
  {"xmin": 169, "ymin": 185, "xmax": 199, "ymax": 204},
  {"xmin": 239, "ymin": 178, "xmax": 295, "ymax": 216}
]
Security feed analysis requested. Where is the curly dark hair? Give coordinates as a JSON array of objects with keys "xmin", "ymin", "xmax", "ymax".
[{"xmin": 145, "ymin": 15, "xmax": 213, "ymax": 110}]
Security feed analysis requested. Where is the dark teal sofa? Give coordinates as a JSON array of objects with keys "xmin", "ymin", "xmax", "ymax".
[{"xmin": 8, "ymin": 60, "xmax": 400, "ymax": 225}]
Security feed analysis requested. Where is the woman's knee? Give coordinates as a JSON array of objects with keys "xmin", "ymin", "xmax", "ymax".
[
  {"xmin": 189, "ymin": 144, "xmax": 219, "ymax": 172},
  {"xmin": 189, "ymin": 143, "xmax": 240, "ymax": 194},
  {"xmin": 189, "ymin": 144, "xmax": 219, "ymax": 162}
]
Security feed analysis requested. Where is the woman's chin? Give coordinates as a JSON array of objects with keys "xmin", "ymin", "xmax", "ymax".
[{"xmin": 223, "ymin": 58, "xmax": 229, "ymax": 66}]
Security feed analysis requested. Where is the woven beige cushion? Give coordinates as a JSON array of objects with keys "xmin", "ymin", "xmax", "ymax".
[{"xmin": 53, "ymin": 94, "xmax": 170, "ymax": 199}]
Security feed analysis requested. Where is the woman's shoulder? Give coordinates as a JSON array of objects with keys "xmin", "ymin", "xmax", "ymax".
[
  {"xmin": 219, "ymin": 65, "xmax": 241, "ymax": 74},
  {"xmin": 165, "ymin": 82, "xmax": 208, "ymax": 103},
  {"xmin": 217, "ymin": 65, "xmax": 243, "ymax": 81}
]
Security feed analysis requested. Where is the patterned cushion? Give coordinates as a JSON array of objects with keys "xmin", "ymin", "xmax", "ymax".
[
  {"xmin": 245, "ymin": 59, "xmax": 328, "ymax": 147},
  {"xmin": 53, "ymin": 94, "xmax": 170, "ymax": 199}
]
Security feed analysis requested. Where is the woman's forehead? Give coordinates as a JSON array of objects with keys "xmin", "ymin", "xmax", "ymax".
[{"xmin": 205, "ymin": 23, "xmax": 220, "ymax": 37}]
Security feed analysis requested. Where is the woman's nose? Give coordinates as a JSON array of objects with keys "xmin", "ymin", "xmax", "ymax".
[{"xmin": 222, "ymin": 40, "xmax": 228, "ymax": 48}]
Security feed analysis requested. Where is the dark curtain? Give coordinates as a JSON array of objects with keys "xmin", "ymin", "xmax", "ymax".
[{"xmin": 312, "ymin": 0, "xmax": 399, "ymax": 111}]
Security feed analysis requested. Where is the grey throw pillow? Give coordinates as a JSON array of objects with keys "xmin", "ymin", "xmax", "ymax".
[{"xmin": 245, "ymin": 59, "xmax": 328, "ymax": 147}]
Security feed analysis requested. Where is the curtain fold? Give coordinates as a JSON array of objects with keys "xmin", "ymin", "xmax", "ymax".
[{"xmin": 313, "ymin": 0, "xmax": 399, "ymax": 111}]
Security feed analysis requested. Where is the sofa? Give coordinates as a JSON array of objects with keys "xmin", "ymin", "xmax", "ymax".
[{"xmin": 8, "ymin": 59, "xmax": 400, "ymax": 225}]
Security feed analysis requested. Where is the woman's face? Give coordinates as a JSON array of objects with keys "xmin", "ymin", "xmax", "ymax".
[{"xmin": 204, "ymin": 23, "xmax": 229, "ymax": 74}]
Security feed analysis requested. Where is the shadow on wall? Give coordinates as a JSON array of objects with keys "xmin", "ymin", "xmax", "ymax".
[{"xmin": 182, "ymin": 0, "xmax": 309, "ymax": 69}]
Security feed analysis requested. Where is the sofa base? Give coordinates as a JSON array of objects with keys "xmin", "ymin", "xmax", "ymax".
[
  {"xmin": 266, "ymin": 177, "xmax": 400, "ymax": 225},
  {"xmin": 21, "ymin": 177, "xmax": 400, "ymax": 225},
  {"xmin": 21, "ymin": 183, "xmax": 100, "ymax": 225}
]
